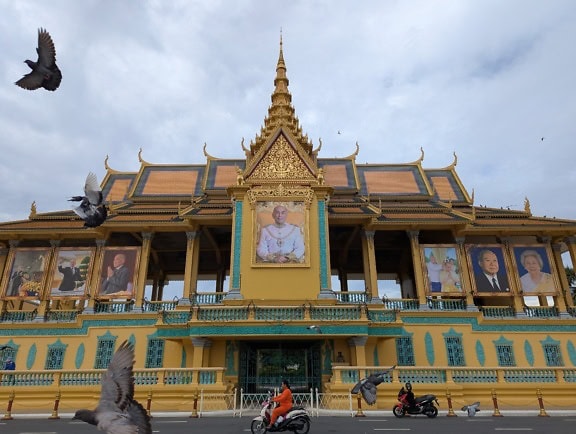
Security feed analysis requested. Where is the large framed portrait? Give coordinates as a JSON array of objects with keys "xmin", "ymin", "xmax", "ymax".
[
  {"xmin": 48, "ymin": 248, "xmax": 95, "ymax": 298},
  {"xmin": 511, "ymin": 245, "xmax": 559, "ymax": 295},
  {"xmin": 466, "ymin": 244, "xmax": 513, "ymax": 295},
  {"xmin": 253, "ymin": 201, "xmax": 309, "ymax": 267},
  {"xmin": 1, "ymin": 248, "xmax": 50, "ymax": 299},
  {"xmin": 97, "ymin": 247, "xmax": 140, "ymax": 299},
  {"xmin": 421, "ymin": 244, "xmax": 463, "ymax": 295}
]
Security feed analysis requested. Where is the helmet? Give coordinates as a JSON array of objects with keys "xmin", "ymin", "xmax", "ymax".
[{"xmin": 405, "ymin": 382, "xmax": 412, "ymax": 391}]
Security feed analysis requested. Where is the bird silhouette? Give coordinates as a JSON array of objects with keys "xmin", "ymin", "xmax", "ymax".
[
  {"xmin": 69, "ymin": 172, "xmax": 108, "ymax": 228},
  {"xmin": 73, "ymin": 340, "xmax": 151, "ymax": 434},
  {"xmin": 15, "ymin": 28, "xmax": 62, "ymax": 91},
  {"xmin": 350, "ymin": 365, "xmax": 396, "ymax": 405},
  {"xmin": 461, "ymin": 401, "xmax": 481, "ymax": 416}
]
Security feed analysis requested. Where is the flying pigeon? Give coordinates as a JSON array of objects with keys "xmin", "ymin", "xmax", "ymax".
[
  {"xmin": 73, "ymin": 340, "xmax": 151, "ymax": 434},
  {"xmin": 351, "ymin": 365, "xmax": 396, "ymax": 405},
  {"xmin": 306, "ymin": 325, "xmax": 322, "ymax": 334},
  {"xmin": 461, "ymin": 401, "xmax": 481, "ymax": 417},
  {"xmin": 15, "ymin": 28, "xmax": 62, "ymax": 91},
  {"xmin": 69, "ymin": 172, "xmax": 108, "ymax": 228}
]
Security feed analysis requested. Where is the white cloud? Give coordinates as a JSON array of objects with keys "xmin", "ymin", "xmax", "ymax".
[{"xmin": 1, "ymin": 0, "xmax": 575, "ymax": 222}]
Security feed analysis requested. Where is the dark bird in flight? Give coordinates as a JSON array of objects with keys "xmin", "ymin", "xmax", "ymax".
[
  {"xmin": 351, "ymin": 365, "xmax": 396, "ymax": 405},
  {"xmin": 69, "ymin": 172, "xmax": 108, "ymax": 228},
  {"xmin": 15, "ymin": 28, "xmax": 62, "ymax": 91},
  {"xmin": 461, "ymin": 401, "xmax": 481, "ymax": 417},
  {"xmin": 73, "ymin": 340, "xmax": 151, "ymax": 434}
]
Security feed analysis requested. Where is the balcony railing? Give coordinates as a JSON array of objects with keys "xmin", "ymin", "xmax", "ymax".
[{"xmin": 0, "ymin": 367, "xmax": 225, "ymax": 388}]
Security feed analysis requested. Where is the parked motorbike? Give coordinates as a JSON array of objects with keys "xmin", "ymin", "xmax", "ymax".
[
  {"xmin": 393, "ymin": 392, "xmax": 439, "ymax": 418},
  {"xmin": 251, "ymin": 391, "xmax": 311, "ymax": 434}
]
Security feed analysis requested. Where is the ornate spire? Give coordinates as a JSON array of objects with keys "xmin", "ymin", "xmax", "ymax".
[{"xmin": 249, "ymin": 34, "xmax": 313, "ymax": 157}]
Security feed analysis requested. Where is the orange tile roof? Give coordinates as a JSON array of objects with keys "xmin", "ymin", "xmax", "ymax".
[
  {"xmin": 141, "ymin": 170, "xmax": 198, "ymax": 195},
  {"xmin": 365, "ymin": 170, "xmax": 420, "ymax": 194}
]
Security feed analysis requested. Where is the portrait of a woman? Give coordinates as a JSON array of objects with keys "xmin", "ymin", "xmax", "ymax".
[{"xmin": 518, "ymin": 249, "xmax": 555, "ymax": 293}]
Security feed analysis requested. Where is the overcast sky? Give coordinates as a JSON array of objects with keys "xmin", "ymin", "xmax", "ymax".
[{"xmin": 1, "ymin": 0, "xmax": 575, "ymax": 224}]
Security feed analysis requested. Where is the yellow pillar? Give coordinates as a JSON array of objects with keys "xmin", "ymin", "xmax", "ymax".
[
  {"xmin": 563, "ymin": 236, "xmax": 576, "ymax": 308},
  {"xmin": 551, "ymin": 241, "xmax": 570, "ymax": 314},
  {"xmin": 501, "ymin": 238, "xmax": 525, "ymax": 315},
  {"xmin": 86, "ymin": 239, "xmax": 106, "ymax": 312},
  {"xmin": 134, "ymin": 232, "xmax": 153, "ymax": 311},
  {"xmin": 348, "ymin": 336, "xmax": 368, "ymax": 366},
  {"xmin": 407, "ymin": 230, "xmax": 427, "ymax": 307},
  {"xmin": 0, "ymin": 246, "xmax": 9, "ymax": 313},
  {"xmin": 181, "ymin": 230, "xmax": 200, "ymax": 305},
  {"xmin": 190, "ymin": 337, "xmax": 212, "ymax": 373},
  {"xmin": 362, "ymin": 230, "xmax": 379, "ymax": 303},
  {"xmin": 455, "ymin": 237, "xmax": 476, "ymax": 310},
  {"xmin": 35, "ymin": 240, "xmax": 60, "ymax": 319}
]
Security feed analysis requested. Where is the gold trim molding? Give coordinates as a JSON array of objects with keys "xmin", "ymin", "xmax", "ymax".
[{"xmin": 247, "ymin": 184, "xmax": 314, "ymax": 208}]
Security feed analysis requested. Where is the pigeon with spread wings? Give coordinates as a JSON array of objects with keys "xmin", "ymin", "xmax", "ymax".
[
  {"xmin": 73, "ymin": 340, "xmax": 151, "ymax": 434},
  {"xmin": 15, "ymin": 28, "xmax": 62, "ymax": 91},
  {"xmin": 461, "ymin": 401, "xmax": 481, "ymax": 417},
  {"xmin": 69, "ymin": 172, "xmax": 108, "ymax": 228},
  {"xmin": 351, "ymin": 365, "xmax": 396, "ymax": 405}
]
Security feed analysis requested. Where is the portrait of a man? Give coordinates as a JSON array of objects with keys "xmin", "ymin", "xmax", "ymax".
[
  {"xmin": 422, "ymin": 245, "xmax": 462, "ymax": 294},
  {"xmin": 98, "ymin": 248, "xmax": 139, "ymax": 298},
  {"xmin": 49, "ymin": 248, "xmax": 93, "ymax": 298},
  {"xmin": 513, "ymin": 246, "xmax": 556, "ymax": 294},
  {"xmin": 3, "ymin": 248, "xmax": 50, "ymax": 299},
  {"xmin": 468, "ymin": 246, "xmax": 511, "ymax": 293},
  {"xmin": 254, "ymin": 201, "xmax": 306, "ymax": 265}
]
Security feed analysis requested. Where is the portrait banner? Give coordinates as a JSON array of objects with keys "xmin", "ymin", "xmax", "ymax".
[
  {"xmin": 511, "ymin": 245, "xmax": 559, "ymax": 295},
  {"xmin": 466, "ymin": 244, "xmax": 513, "ymax": 295},
  {"xmin": 48, "ymin": 248, "xmax": 95, "ymax": 298},
  {"xmin": 97, "ymin": 247, "xmax": 140, "ymax": 299},
  {"xmin": 253, "ymin": 201, "xmax": 309, "ymax": 267},
  {"xmin": 1, "ymin": 248, "xmax": 51, "ymax": 300},
  {"xmin": 421, "ymin": 244, "xmax": 463, "ymax": 295}
]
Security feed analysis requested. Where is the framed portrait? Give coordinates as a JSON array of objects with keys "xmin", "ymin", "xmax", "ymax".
[
  {"xmin": 253, "ymin": 201, "xmax": 309, "ymax": 267},
  {"xmin": 421, "ymin": 244, "xmax": 463, "ymax": 295},
  {"xmin": 1, "ymin": 248, "xmax": 51, "ymax": 299},
  {"xmin": 511, "ymin": 245, "xmax": 559, "ymax": 295},
  {"xmin": 97, "ymin": 247, "xmax": 140, "ymax": 299},
  {"xmin": 466, "ymin": 244, "xmax": 513, "ymax": 295},
  {"xmin": 48, "ymin": 248, "xmax": 95, "ymax": 298}
]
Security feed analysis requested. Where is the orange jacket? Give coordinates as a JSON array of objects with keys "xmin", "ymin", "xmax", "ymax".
[{"xmin": 272, "ymin": 388, "xmax": 293, "ymax": 408}]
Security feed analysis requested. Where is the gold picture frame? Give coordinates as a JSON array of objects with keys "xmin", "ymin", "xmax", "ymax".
[
  {"xmin": 252, "ymin": 200, "xmax": 309, "ymax": 267},
  {"xmin": 48, "ymin": 248, "xmax": 95, "ymax": 299},
  {"xmin": 421, "ymin": 244, "xmax": 464, "ymax": 295},
  {"xmin": 96, "ymin": 247, "xmax": 141, "ymax": 299},
  {"xmin": 465, "ymin": 244, "xmax": 514, "ymax": 296},
  {"xmin": 511, "ymin": 244, "xmax": 559, "ymax": 295},
  {"xmin": 1, "ymin": 247, "xmax": 51, "ymax": 300}
]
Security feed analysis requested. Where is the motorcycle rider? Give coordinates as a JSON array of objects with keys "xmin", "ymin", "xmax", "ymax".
[
  {"xmin": 267, "ymin": 379, "xmax": 293, "ymax": 430},
  {"xmin": 399, "ymin": 382, "xmax": 416, "ymax": 412}
]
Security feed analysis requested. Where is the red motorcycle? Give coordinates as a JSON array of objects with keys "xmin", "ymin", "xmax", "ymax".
[{"xmin": 393, "ymin": 392, "xmax": 439, "ymax": 418}]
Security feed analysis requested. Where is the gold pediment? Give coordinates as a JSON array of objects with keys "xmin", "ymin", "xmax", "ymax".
[{"xmin": 246, "ymin": 135, "xmax": 315, "ymax": 182}]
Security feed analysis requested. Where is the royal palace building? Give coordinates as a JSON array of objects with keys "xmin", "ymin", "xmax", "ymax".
[{"xmin": 2, "ymin": 40, "xmax": 576, "ymax": 414}]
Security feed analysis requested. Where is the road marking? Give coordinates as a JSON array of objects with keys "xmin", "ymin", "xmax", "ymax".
[
  {"xmin": 156, "ymin": 420, "xmax": 187, "ymax": 423},
  {"xmin": 494, "ymin": 429, "xmax": 533, "ymax": 431}
]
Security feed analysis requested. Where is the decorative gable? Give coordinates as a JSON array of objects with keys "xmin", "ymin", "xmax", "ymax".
[{"xmin": 247, "ymin": 134, "xmax": 315, "ymax": 182}]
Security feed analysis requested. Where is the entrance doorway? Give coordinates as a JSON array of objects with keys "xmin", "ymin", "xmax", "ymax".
[{"xmin": 238, "ymin": 340, "xmax": 323, "ymax": 393}]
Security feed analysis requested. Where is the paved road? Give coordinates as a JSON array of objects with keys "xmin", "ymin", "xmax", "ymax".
[{"xmin": 2, "ymin": 414, "xmax": 576, "ymax": 434}]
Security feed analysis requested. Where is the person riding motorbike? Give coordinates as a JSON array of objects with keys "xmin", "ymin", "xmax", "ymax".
[
  {"xmin": 398, "ymin": 382, "xmax": 416, "ymax": 412},
  {"xmin": 267, "ymin": 379, "xmax": 293, "ymax": 430}
]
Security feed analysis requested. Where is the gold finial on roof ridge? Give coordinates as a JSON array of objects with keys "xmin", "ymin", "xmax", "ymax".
[
  {"xmin": 448, "ymin": 151, "xmax": 458, "ymax": 169},
  {"xmin": 524, "ymin": 197, "xmax": 531, "ymax": 215},
  {"xmin": 203, "ymin": 142, "xmax": 216, "ymax": 160},
  {"xmin": 29, "ymin": 201, "xmax": 37, "ymax": 219},
  {"xmin": 104, "ymin": 155, "xmax": 111, "ymax": 171}
]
